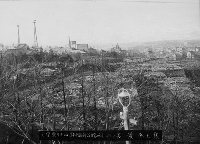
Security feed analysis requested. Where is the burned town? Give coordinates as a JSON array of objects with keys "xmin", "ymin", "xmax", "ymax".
[{"xmin": 0, "ymin": 0, "xmax": 200, "ymax": 144}]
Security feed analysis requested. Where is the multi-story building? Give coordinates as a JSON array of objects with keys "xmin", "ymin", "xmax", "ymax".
[
  {"xmin": 70, "ymin": 41, "xmax": 77, "ymax": 49},
  {"xmin": 76, "ymin": 44, "xmax": 89, "ymax": 52}
]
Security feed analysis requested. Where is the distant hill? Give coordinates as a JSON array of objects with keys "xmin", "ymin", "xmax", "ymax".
[
  {"xmin": 140, "ymin": 40, "xmax": 200, "ymax": 47},
  {"xmin": 91, "ymin": 39, "xmax": 200, "ymax": 51},
  {"xmin": 126, "ymin": 40, "xmax": 200, "ymax": 51}
]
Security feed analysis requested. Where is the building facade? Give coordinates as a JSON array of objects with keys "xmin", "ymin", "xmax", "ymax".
[
  {"xmin": 111, "ymin": 44, "xmax": 121, "ymax": 53},
  {"xmin": 77, "ymin": 44, "xmax": 89, "ymax": 51},
  {"xmin": 5, "ymin": 44, "xmax": 31, "ymax": 55}
]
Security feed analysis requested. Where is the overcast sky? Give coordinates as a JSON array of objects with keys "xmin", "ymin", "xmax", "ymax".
[{"xmin": 0, "ymin": 0, "xmax": 199, "ymax": 48}]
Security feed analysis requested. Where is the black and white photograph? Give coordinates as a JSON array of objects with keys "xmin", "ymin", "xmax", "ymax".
[{"xmin": 0, "ymin": 0, "xmax": 200, "ymax": 144}]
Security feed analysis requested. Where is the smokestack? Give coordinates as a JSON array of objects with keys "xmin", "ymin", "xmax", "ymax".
[{"xmin": 17, "ymin": 25, "xmax": 20, "ymax": 45}]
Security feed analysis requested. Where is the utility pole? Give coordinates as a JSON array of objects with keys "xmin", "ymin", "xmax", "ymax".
[
  {"xmin": 69, "ymin": 37, "xmax": 71, "ymax": 49},
  {"xmin": 17, "ymin": 25, "xmax": 20, "ymax": 45},
  {"xmin": 197, "ymin": 1, "xmax": 200, "ymax": 45}
]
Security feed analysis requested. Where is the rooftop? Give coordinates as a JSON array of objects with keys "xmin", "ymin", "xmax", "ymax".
[{"xmin": 16, "ymin": 43, "xmax": 29, "ymax": 49}]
